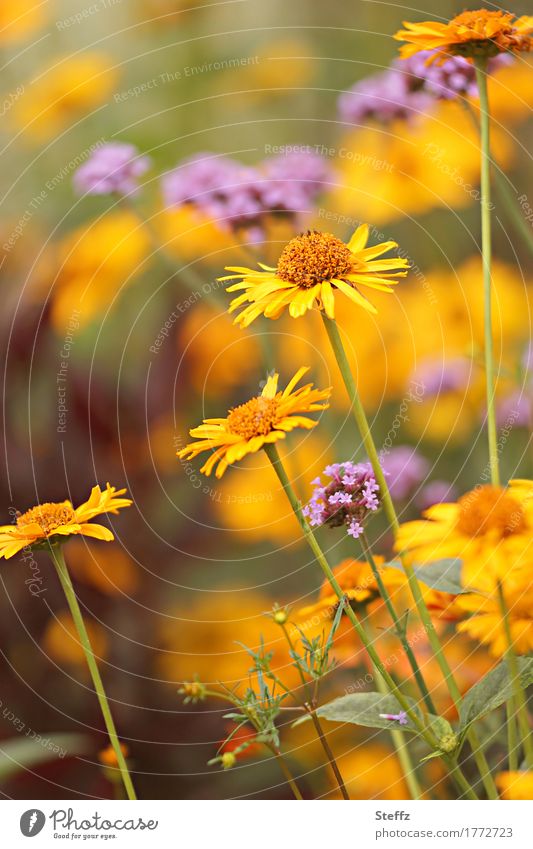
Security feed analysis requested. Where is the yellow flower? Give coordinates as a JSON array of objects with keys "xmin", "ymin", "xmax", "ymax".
[
  {"xmin": 296, "ymin": 557, "xmax": 405, "ymax": 622},
  {"xmin": 12, "ymin": 53, "xmax": 119, "ymax": 141},
  {"xmin": 50, "ymin": 211, "xmax": 150, "ymax": 330},
  {"xmin": 394, "ymin": 9, "xmax": 533, "ymax": 62},
  {"xmin": 177, "ymin": 367, "xmax": 330, "ymax": 478},
  {"xmin": 395, "ymin": 483, "xmax": 533, "ymax": 592},
  {"xmin": 44, "ymin": 611, "xmax": 108, "ymax": 668},
  {"xmin": 222, "ymin": 226, "xmax": 409, "ymax": 326},
  {"xmin": 0, "ymin": 1, "xmax": 46, "ymax": 44},
  {"xmin": 456, "ymin": 579, "xmax": 533, "ymax": 657},
  {"xmin": 0, "ymin": 484, "xmax": 132, "ymax": 559},
  {"xmin": 496, "ymin": 771, "xmax": 533, "ymax": 800}
]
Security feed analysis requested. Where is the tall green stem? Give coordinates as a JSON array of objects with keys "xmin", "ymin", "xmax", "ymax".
[
  {"xmin": 320, "ymin": 312, "xmax": 497, "ymax": 798},
  {"xmin": 360, "ymin": 533, "xmax": 436, "ymax": 714},
  {"xmin": 48, "ymin": 546, "xmax": 137, "ymax": 801},
  {"xmin": 264, "ymin": 442, "xmax": 481, "ymax": 799},
  {"xmin": 497, "ymin": 584, "xmax": 533, "ymax": 769},
  {"xmin": 474, "ymin": 58, "xmax": 500, "ymax": 487}
]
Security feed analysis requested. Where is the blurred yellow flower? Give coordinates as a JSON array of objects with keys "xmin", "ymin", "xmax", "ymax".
[
  {"xmin": 223, "ymin": 226, "xmax": 409, "ymax": 326},
  {"xmin": 329, "ymin": 100, "xmax": 511, "ymax": 224},
  {"xmin": 157, "ymin": 592, "xmax": 298, "ymax": 691},
  {"xmin": 51, "ymin": 211, "xmax": 150, "ymax": 330},
  {"xmin": 66, "ymin": 539, "xmax": 139, "ymax": 596},
  {"xmin": 0, "ymin": 485, "xmax": 132, "ymax": 559},
  {"xmin": 327, "ymin": 744, "xmax": 410, "ymax": 799},
  {"xmin": 12, "ymin": 53, "xmax": 119, "ymax": 141},
  {"xmin": 496, "ymin": 770, "xmax": 533, "ymax": 800},
  {"xmin": 456, "ymin": 579, "xmax": 533, "ymax": 657},
  {"xmin": 0, "ymin": 1, "xmax": 47, "ymax": 44},
  {"xmin": 177, "ymin": 367, "xmax": 330, "ymax": 478},
  {"xmin": 44, "ymin": 611, "xmax": 108, "ymax": 667},
  {"xmin": 177, "ymin": 303, "xmax": 260, "ymax": 397},
  {"xmin": 395, "ymin": 483, "xmax": 533, "ymax": 592}
]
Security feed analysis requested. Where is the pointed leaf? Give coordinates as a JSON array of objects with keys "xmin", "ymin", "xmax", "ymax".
[
  {"xmin": 459, "ymin": 657, "xmax": 533, "ymax": 732},
  {"xmin": 388, "ymin": 558, "xmax": 465, "ymax": 595},
  {"xmin": 311, "ymin": 692, "xmax": 432, "ymax": 733},
  {"xmin": 0, "ymin": 733, "xmax": 90, "ymax": 781}
]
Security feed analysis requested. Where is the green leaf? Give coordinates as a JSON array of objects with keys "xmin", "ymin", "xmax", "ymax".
[
  {"xmin": 459, "ymin": 657, "xmax": 533, "ymax": 732},
  {"xmin": 387, "ymin": 558, "xmax": 465, "ymax": 595},
  {"xmin": 311, "ymin": 692, "xmax": 428, "ymax": 733},
  {"xmin": 0, "ymin": 733, "xmax": 90, "ymax": 781}
]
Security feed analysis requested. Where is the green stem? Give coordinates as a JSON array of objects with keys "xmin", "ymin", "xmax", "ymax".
[
  {"xmin": 269, "ymin": 746, "xmax": 304, "ymax": 800},
  {"xmin": 474, "ymin": 58, "xmax": 500, "ymax": 487},
  {"xmin": 280, "ymin": 624, "xmax": 350, "ymax": 799},
  {"xmin": 462, "ymin": 101, "xmax": 533, "ymax": 258},
  {"xmin": 497, "ymin": 584, "xmax": 533, "ymax": 769},
  {"xmin": 364, "ymin": 615, "xmax": 424, "ymax": 800},
  {"xmin": 360, "ymin": 533, "xmax": 436, "ymax": 714},
  {"xmin": 507, "ymin": 697, "xmax": 519, "ymax": 772},
  {"xmin": 320, "ymin": 312, "xmax": 497, "ymax": 799},
  {"xmin": 48, "ymin": 546, "xmax": 137, "ymax": 801}
]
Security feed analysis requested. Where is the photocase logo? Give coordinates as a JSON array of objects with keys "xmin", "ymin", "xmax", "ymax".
[{"xmin": 20, "ymin": 809, "xmax": 46, "ymax": 837}]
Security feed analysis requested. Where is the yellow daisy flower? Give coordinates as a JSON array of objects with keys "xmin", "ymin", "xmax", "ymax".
[
  {"xmin": 394, "ymin": 9, "xmax": 533, "ymax": 62},
  {"xmin": 177, "ymin": 367, "xmax": 331, "ymax": 478},
  {"xmin": 496, "ymin": 771, "xmax": 533, "ymax": 800},
  {"xmin": 0, "ymin": 484, "xmax": 132, "ymax": 560},
  {"xmin": 221, "ymin": 226, "xmax": 409, "ymax": 327},
  {"xmin": 395, "ymin": 482, "xmax": 533, "ymax": 592},
  {"xmin": 456, "ymin": 579, "xmax": 533, "ymax": 657}
]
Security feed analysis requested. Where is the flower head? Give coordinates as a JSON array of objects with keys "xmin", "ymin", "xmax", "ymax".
[
  {"xmin": 0, "ymin": 485, "xmax": 132, "ymax": 560},
  {"xmin": 223, "ymin": 225, "xmax": 409, "ymax": 326},
  {"xmin": 177, "ymin": 367, "xmax": 331, "ymax": 478},
  {"xmin": 381, "ymin": 446, "xmax": 429, "ymax": 500},
  {"xmin": 73, "ymin": 142, "xmax": 151, "ymax": 196},
  {"xmin": 303, "ymin": 461, "xmax": 381, "ymax": 538},
  {"xmin": 395, "ymin": 482, "xmax": 533, "ymax": 591},
  {"xmin": 394, "ymin": 10, "xmax": 533, "ymax": 63},
  {"xmin": 296, "ymin": 556, "xmax": 405, "ymax": 622}
]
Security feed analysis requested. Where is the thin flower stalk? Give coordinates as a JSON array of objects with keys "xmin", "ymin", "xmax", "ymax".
[
  {"xmin": 264, "ymin": 442, "xmax": 480, "ymax": 799},
  {"xmin": 49, "ymin": 546, "xmax": 137, "ymax": 801}
]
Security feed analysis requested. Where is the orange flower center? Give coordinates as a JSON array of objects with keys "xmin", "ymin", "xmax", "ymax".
[
  {"xmin": 227, "ymin": 396, "xmax": 279, "ymax": 439},
  {"xmin": 17, "ymin": 502, "xmax": 75, "ymax": 534},
  {"xmin": 447, "ymin": 9, "xmax": 531, "ymax": 57},
  {"xmin": 456, "ymin": 486, "xmax": 526, "ymax": 538},
  {"xmin": 277, "ymin": 231, "xmax": 355, "ymax": 289},
  {"xmin": 452, "ymin": 9, "xmax": 513, "ymax": 33}
]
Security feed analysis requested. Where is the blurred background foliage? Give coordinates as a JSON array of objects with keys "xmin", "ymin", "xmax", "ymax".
[{"xmin": 0, "ymin": 0, "xmax": 532, "ymax": 799}]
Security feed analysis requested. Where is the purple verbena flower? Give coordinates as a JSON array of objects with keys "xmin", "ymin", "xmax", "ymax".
[
  {"xmin": 380, "ymin": 446, "xmax": 430, "ymax": 501},
  {"xmin": 417, "ymin": 480, "xmax": 457, "ymax": 511},
  {"xmin": 400, "ymin": 50, "xmax": 512, "ymax": 101},
  {"xmin": 304, "ymin": 460, "xmax": 380, "ymax": 538},
  {"xmin": 411, "ymin": 357, "xmax": 471, "ymax": 398},
  {"xmin": 379, "ymin": 711, "xmax": 408, "ymax": 726},
  {"xmin": 73, "ymin": 142, "xmax": 151, "ymax": 196},
  {"xmin": 161, "ymin": 149, "xmax": 333, "ymax": 242}
]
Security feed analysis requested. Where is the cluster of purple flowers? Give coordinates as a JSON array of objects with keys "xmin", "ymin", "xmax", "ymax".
[
  {"xmin": 380, "ymin": 446, "xmax": 429, "ymax": 501},
  {"xmin": 73, "ymin": 142, "xmax": 151, "ymax": 196},
  {"xmin": 339, "ymin": 50, "xmax": 511, "ymax": 125},
  {"xmin": 161, "ymin": 150, "xmax": 334, "ymax": 243},
  {"xmin": 411, "ymin": 356, "xmax": 471, "ymax": 398},
  {"xmin": 303, "ymin": 461, "xmax": 380, "ymax": 539}
]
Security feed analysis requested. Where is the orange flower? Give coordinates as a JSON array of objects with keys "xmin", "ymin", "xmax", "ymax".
[
  {"xmin": 98, "ymin": 743, "xmax": 130, "ymax": 768},
  {"xmin": 0, "ymin": 484, "xmax": 132, "ymax": 560},
  {"xmin": 395, "ymin": 9, "xmax": 533, "ymax": 63}
]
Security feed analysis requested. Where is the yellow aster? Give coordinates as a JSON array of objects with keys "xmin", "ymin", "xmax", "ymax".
[
  {"xmin": 456, "ymin": 579, "xmax": 533, "ymax": 658},
  {"xmin": 177, "ymin": 367, "xmax": 330, "ymax": 478},
  {"xmin": 0, "ymin": 484, "xmax": 132, "ymax": 560},
  {"xmin": 395, "ymin": 483, "xmax": 533, "ymax": 592},
  {"xmin": 394, "ymin": 9, "xmax": 533, "ymax": 62},
  {"xmin": 221, "ymin": 226, "xmax": 409, "ymax": 327}
]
